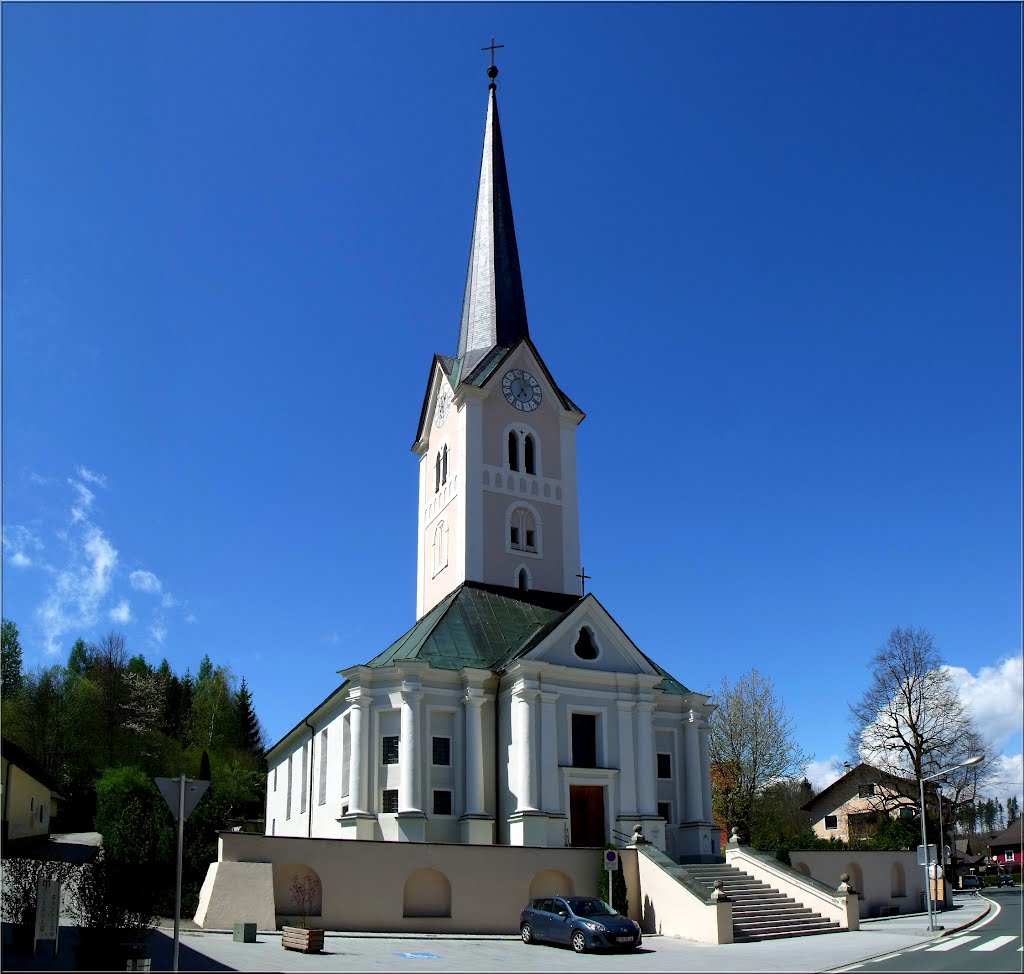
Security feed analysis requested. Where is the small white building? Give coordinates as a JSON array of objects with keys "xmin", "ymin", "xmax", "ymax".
[{"xmin": 264, "ymin": 64, "xmax": 717, "ymax": 864}]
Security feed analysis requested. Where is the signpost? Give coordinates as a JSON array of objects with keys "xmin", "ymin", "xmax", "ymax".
[
  {"xmin": 604, "ymin": 849, "xmax": 620, "ymax": 872},
  {"xmin": 916, "ymin": 844, "xmax": 936, "ymax": 866},
  {"xmin": 156, "ymin": 775, "xmax": 210, "ymax": 972},
  {"xmin": 33, "ymin": 879, "xmax": 60, "ymax": 956}
]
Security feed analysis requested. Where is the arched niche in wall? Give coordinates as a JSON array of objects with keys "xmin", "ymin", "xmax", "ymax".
[{"xmin": 403, "ymin": 867, "xmax": 452, "ymax": 918}]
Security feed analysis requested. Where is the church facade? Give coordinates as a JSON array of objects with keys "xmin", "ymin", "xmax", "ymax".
[{"xmin": 264, "ymin": 65, "xmax": 718, "ymax": 862}]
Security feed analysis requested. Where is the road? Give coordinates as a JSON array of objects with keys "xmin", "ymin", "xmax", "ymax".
[{"xmin": 833, "ymin": 889, "xmax": 1022, "ymax": 973}]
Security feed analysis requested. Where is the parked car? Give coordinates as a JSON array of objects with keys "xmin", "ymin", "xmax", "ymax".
[
  {"xmin": 520, "ymin": 896, "xmax": 642, "ymax": 953},
  {"xmin": 996, "ymin": 874, "xmax": 1014, "ymax": 887},
  {"xmin": 960, "ymin": 875, "xmax": 982, "ymax": 890}
]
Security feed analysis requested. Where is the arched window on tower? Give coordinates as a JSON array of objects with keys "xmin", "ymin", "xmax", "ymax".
[
  {"xmin": 517, "ymin": 568, "xmax": 529, "ymax": 591},
  {"xmin": 432, "ymin": 520, "xmax": 449, "ymax": 575},
  {"xmin": 442, "ymin": 445, "xmax": 449, "ymax": 485},
  {"xmin": 504, "ymin": 425, "xmax": 541, "ymax": 477},
  {"xmin": 508, "ymin": 507, "xmax": 538, "ymax": 553},
  {"xmin": 435, "ymin": 452, "xmax": 442, "ymax": 493}
]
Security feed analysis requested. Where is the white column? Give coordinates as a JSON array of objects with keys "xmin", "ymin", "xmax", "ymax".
[
  {"xmin": 464, "ymin": 691, "xmax": 486, "ymax": 814},
  {"xmin": 616, "ymin": 700, "xmax": 637, "ymax": 815},
  {"xmin": 400, "ymin": 687, "xmax": 423, "ymax": 813},
  {"xmin": 685, "ymin": 710, "xmax": 703, "ymax": 822},
  {"xmin": 347, "ymin": 693, "xmax": 369, "ymax": 814},
  {"xmin": 635, "ymin": 702, "xmax": 657, "ymax": 815},
  {"xmin": 698, "ymin": 714, "xmax": 712, "ymax": 823},
  {"xmin": 540, "ymin": 691, "xmax": 559, "ymax": 810},
  {"xmin": 515, "ymin": 686, "xmax": 538, "ymax": 811}
]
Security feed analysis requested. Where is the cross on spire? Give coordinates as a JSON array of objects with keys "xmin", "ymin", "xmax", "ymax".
[
  {"xmin": 575, "ymin": 566, "xmax": 592, "ymax": 595},
  {"xmin": 481, "ymin": 37, "xmax": 504, "ymax": 82}
]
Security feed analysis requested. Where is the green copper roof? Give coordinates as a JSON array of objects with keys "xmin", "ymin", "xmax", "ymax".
[
  {"xmin": 367, "ymin": 582, "xmax": 580, "ymax": 671},
  {"xmin": 364, "ymin": 581, "xmax": 689, "ymax": 695}
]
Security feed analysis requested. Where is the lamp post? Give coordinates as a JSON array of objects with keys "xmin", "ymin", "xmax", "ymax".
[{"xmin": 919, "ymin": 756, "xmax": 983, "ymax": 932}]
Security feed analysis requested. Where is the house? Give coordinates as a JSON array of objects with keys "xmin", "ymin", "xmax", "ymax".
[
  {"xmin": 985, "ymin": 820, "xmax": 1022, "ymax": 869},
  {"xmin": 1, "ymin": 738, "xmax": 62, "ymax": 845},
  {"xmin": 262, "ymin": 60, "xmax": 719, "ymax": 864},
  {"xmin": 801, "ymin": 763, "xmax": 918, "ymax": 842}
]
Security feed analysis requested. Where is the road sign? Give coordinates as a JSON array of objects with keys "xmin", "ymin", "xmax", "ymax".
[
  {"xmin": 34, "ymin": 879, "xmax": 60, "ymax": 955},
  {"xmin": 155, "ymin": 777, "xmax": 210, "ymax": 821},
  {"xmin": 604, "ymin": 849, "xmax": 620, "ymax": 871},
  {"xmin": 917, "ymin": 843, "xmax": 936, "ymax": 866}
]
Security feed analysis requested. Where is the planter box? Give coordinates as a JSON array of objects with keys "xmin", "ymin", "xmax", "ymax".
[{"xmin": 282, "ymin": 926, "xmax": 324, "ymax": 953}]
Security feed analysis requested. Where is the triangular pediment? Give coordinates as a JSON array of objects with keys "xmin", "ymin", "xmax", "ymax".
[{"xmin": 516, "ymin": 595, "xmax": 665, "ymax": 679}]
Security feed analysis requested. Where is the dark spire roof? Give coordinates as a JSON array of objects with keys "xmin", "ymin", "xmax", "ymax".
[{"xmin": 456, "ymin": 76, "xmax": 529, "ymax": 378}]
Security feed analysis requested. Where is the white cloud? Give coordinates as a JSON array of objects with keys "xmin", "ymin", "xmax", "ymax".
[
  {"xmin": 129, "ymin": 570, "xmax": 163, "ymax": 594},
  {"xmin": 983, "ymin": 753, "xmax": 1023, "ymax": 806},
  {"xmin": 149, "ymin": 622, "xmax": 167, "ymax": 645},
  {"xmin": 68, "ymin": 480, "xmax": 95, "ymax": 523},
  {"xmin": 76, "ymin": 467, "xmax": 107, "ymax": 488},
  {"xmin": 945, "ymin": 657, "xmax": 1024, "ymax": 750},
  {"xmin": 184, "ymin": 613, "xmax": 197, "ymax": 624},
  {"xmin": 160, "ymin": 592, "xmax": 178, "ymax": 609},
  {"xmin": 3, "ymin": 524, "xmax": 43, "ymax": 567},
  {"xmin": 36, "ymin": 524, "xmax": 119, "ymax": 655},
  {"xmin": 805, "ymin": 756, "xmax": 845, "ymax": 794},
  {"xmin": 109, "ymin": 600, "xmax": 133, "ymax": 624}
]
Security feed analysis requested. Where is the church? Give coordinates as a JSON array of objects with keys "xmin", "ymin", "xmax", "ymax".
[{"xmin": 263, "ymin": 58, "xmax": 718, "ymax": 864}]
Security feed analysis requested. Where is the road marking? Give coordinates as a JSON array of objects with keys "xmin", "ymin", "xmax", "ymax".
[
  {"xmin": 926, "ymin": 935, "xmax": 980, "ymax": 951},
  {"xmin": 902, "ymin": 943, "xmax": 934, "ymax": 952},
  {"xmin": 971, "ymin": 936, "xmax": 1017, "ymax": 952}
]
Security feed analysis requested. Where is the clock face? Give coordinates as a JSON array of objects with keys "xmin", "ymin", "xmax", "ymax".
[
  {"xmin": 434, "ymin": 387, "xmax": 451, "ymax": 427},
  {"xmin": 501, "ymin": 369, "xmax": 542, "ymax": 412}
]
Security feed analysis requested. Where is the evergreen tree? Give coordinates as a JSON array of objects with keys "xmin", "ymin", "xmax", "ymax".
[
  {"xmin": 996, "ymin": 798, "xmax": 1006, "ymax": 830},
  {"xmin": 1007, "ymin": 796, "xmax": 1020, "ymax": 826},
  {"xmin": 2, "ymin": 618, "xmax": 24, "ymax": 695},
  {"xmin": 983, "ymin": 798, "xmax": 998, "ymax": 831},
  {"xmin": 66, "ymin": 639, "xmax": 90, "ymax": 677},
  {"xmin": 236, "ymin": 678, "xmax": 264, "ymax": 757}
]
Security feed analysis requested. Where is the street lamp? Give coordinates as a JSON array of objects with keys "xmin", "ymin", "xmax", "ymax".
[{"xmin": 919, "ymin": 755, "xmax": 983, "ymax": 931}]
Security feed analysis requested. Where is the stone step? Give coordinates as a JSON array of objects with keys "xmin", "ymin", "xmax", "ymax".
[
  {"xmin": 735, "ymin": 918, "xmax": 837, "ymax": 936},
  {"xmin": 735, "ymin": 924, "xmax": 841, "ymax": 943},
  {"xmin": 686, "ymin": 860, "xmax": 844, "ymax": 941}
]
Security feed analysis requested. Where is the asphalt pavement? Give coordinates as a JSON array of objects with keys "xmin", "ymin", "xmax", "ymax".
[{"xmin": 0, "ymin": 891, "xmax": 997, "ymax": 973}]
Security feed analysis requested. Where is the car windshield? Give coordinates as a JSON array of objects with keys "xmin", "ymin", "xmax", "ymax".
[{"xmin": 567, "ymin": 898, "xmax": 617, "ymax": 917}]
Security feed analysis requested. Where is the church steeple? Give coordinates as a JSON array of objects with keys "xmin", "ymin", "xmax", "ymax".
[{"xmin": 456, "ymin": 61, "xmax": 529, "ymax": 379}]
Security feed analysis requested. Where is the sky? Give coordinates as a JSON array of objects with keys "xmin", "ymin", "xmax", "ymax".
[{"xmin": 3, "ymin": 3, "xmax": 1021, "ymax": 806}]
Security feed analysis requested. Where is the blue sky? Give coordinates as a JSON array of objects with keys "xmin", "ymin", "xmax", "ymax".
[{"xmin": 3, "ymin": 3, "xmax": 1021, "ymax": 803}]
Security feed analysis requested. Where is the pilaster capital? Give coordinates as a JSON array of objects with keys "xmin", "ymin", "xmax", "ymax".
[
  {"xmin": 512, "ymin": 678, "xmax": 540, "ymax": 700},
  {"xmin": 616, "ymin": 699, "xmax": 636, "ymax": 713},
  {"xmin": 636, "ymin": 701, "xmax": 657, "ymax": 716},
  {"xmin": 464, "ymin": 689, "xmax": 486, "ymax": 708},
  {"xmin": 540, "ymin": 690, "xmax": 559, "ymax": 706},
  {"xmin": 346, "ymin": 688, "xmax": 371, "ymax": 709}
]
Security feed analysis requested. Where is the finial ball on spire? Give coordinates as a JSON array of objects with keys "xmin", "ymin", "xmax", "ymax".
[{"xmin": 487, "ymin": 64, "xmax": 498, "ymax": 80}]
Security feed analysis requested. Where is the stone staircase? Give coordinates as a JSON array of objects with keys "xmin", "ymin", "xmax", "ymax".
[{"xmin": 686, "ymin": 862, "xmax": 842, "ymax": 942}]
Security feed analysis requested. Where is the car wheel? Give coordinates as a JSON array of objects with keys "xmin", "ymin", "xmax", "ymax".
[
  {"xmin": 521, "ymin": 923, "xmax": 535, "ymax": 945},
  {"xmin": 571, "ymin": 930, "xmax": 587, "ymax": 953}
]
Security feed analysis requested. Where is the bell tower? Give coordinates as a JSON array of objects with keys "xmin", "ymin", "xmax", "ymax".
[{"xmin": 411, "ymin": 54, "xmax": 585, "ymax": 620}]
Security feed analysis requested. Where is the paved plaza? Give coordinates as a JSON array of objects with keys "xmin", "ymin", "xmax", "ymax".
[{"xmin": 1, "ymin": 894, "xmax": 994, "ymax": 973}]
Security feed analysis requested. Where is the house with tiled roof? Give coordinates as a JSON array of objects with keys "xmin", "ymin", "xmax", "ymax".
[
  {"xmin": 801, "ymin": 763, "xmax": 919, "ymax": 841},
  {"xmin": 263, "ymin": 62, "xmax": 717, "ymax": 864},
  {"xmin": 985, "ymin": 820, "xmax": 1023, "ymax": 869}
]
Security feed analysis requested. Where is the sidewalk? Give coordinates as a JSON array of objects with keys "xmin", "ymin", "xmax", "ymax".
[{"xmin": 0, "ymin": 894, "xmax": 993, "ymax": 973}]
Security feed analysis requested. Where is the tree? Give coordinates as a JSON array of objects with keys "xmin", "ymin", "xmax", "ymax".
[
  {"xmin": 708, "ymin": 668, "xmax": 810, "ymax": 841},
  {"xmin": 1007, "ymin": 796, "xmax": 1020, "ymax": 826},
  {"xmin": 2, "ymin": 618, "xmax": 23, "ymax": 695},
  {"xmin": 235, "ymin": 678, "xmax": 265, "ymax": 757},
  {"xmin": 848, "ymin": 627, "xmax": 992, "ymax": 816},
  {"xmin": 90, "ymin": 632, "xmax": 129, "ymax": 765}
]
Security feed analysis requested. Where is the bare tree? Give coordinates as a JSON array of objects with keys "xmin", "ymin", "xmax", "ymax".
[
  {"xmin": 709, "ymin": 668, "xmax": 810, "ymax": 841},
  {"xmin": 848, "ymin": 626, "xmax": 991, "ymax": 809}
]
